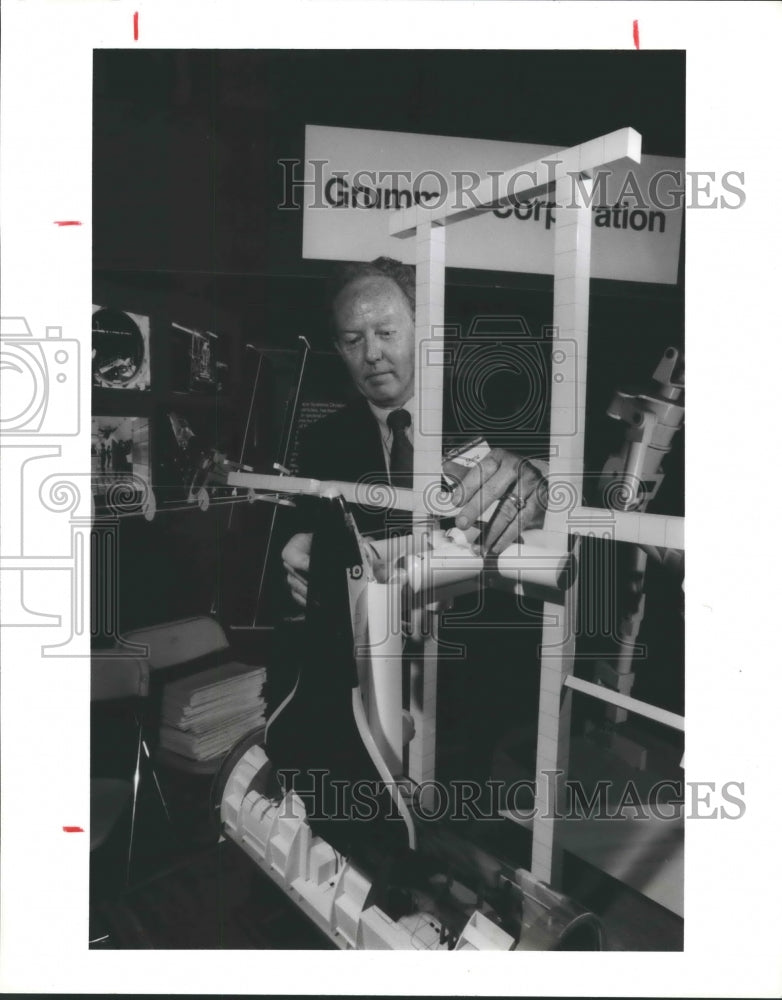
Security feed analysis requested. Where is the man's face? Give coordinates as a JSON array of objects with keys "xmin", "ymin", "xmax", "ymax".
[{"xmin": 333, "ymin": 276, "xmax": 415, "ymax": 409}]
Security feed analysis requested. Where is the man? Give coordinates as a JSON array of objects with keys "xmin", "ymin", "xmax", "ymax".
[{"xmin": 282, "ymin": 256, "xmax": 547, "ymax": 605}]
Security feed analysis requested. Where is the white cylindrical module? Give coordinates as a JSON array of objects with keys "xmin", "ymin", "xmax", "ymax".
[
  {"xmin": 403, "ymin": 536, "xmax": 484, "ymax": 596},
  {"xmin": 496, "ymin": 530, "xmax": 574, "ymax": 591},
  {"xmin": 403, "ymin": 530, "xmax": 574, "ymax": 596}
]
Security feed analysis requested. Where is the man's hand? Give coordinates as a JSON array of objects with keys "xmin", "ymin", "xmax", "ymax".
[
  {"xmin": 443, "ymin": 448, "xmax": 548, "ymax": 554},
  {"xmin": 281, "ymin": 532, "xmax": 313, "ymax": 608}
]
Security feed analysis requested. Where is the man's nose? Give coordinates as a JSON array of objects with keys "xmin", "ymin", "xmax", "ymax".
[{"xmin": 364, "ymin": 332, "xmax": 383, "ymax": 363}]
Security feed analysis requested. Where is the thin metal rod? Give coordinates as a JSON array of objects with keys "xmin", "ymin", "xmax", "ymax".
[
  {"xmin": 141, "ymin": 734, "xmax": 172, "ymax": 824},
  {"xmin": 171, "ymin": 321, "xmax": 217, "ymax": 340},
  {"xmin": 250, "ymin": 336, "xmax": 312, "ymax": 628},
  {"xmin": 93, "ymin": 493, "xmax": 277, "ymax": 524},
  {"xmin": 225, "ymin": 346, "xmax": 267, "ymax": 538},
  {"xmin": 279, "ymin": 335, "xmax": 312, "ymax": 470},
  {"xmin": 209, "ymin": 346, "xmax": 267, "ymax": 616},
  {"xmin": 126, "ymin": 724, "xmax": 144, "ymax": 886},
  {"xmin": 237, "ymin": 346, "xmax": 266, "ymax": 471}
]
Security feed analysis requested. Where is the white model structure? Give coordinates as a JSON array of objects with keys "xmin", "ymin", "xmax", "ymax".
[{"xmin": 386, "ymin": 126, "xmax": 684, "ymax": 908}]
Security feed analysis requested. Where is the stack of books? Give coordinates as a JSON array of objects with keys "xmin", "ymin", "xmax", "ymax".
[{"xmin": 159, "ymin": 663, "xmax": 267, "ymax": 761}]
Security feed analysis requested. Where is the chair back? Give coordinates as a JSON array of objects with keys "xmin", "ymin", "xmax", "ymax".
[{"xmin": 123, "ymin": 616, "xmax": 230, "ymax": 672}]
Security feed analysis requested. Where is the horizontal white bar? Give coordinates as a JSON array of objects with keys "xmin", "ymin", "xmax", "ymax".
[
  {"xmin": 569, "ymin": 507, "xmax": 684, "ymax": 549},
  {"xmin": 563, "ymin": 675, "xmax": 684, "ymax": 732},
  {"xmin": 389, "ymin": 127, "xmax": 641, "ymax": 237}
]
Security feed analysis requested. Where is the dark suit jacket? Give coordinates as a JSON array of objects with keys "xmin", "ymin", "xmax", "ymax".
[{"xmin": 297, "ymin": 397, "xmax": 385, "ymax": 484}]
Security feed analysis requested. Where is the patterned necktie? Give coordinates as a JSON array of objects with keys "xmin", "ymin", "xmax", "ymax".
[{"xmin": 387, "ymin": 408, "xmax": 413, "ymax": 489}]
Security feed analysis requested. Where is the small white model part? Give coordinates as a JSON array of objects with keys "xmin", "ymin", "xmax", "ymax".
[
  {"xmin": 403, "ymin": 534, "xmax": 483, "ymax": 597},
  {"xmin": 455, "ymin": 910, "xmax": 515, "ymax": 951},
  {"xmin": 496, "ymin": 530, "xmax": 573, "ymax": 592}
]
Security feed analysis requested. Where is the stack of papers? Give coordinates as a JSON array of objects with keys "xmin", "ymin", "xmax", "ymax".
[{"xmin": 159, "ymin": 662, "xmax": 267, "ymax": 761}]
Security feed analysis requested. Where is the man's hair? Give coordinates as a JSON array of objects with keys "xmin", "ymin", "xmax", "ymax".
[{"xmin": 330, "ymin": 257, "xmax": 416, "ymax": 329}]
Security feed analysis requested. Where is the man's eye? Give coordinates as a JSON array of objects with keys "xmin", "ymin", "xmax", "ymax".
[{"xmin": 378, "ymin": 330, "xmax": 393, "ymax": 339}]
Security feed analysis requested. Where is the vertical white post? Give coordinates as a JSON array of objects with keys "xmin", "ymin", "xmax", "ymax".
[
  {"xmin": 532, "ymin": 174, "xmax": 593, "ymax": 884},
  {"xmin": 407, "ymin": 212, "xmax": 446, "ymax": 803}
]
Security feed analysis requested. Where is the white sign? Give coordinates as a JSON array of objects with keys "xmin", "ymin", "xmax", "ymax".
[{"xmin": 301, "ymin": 125, "xmax": 684, "ymax": 284}]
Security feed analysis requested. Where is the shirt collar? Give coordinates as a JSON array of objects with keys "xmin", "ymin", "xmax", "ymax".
[{"xmin": 367, "ymin": 398, "xmax": 414, "ymax": 429}]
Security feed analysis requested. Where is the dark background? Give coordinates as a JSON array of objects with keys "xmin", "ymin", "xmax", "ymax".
[{"xmin": 92, "ymin": 50, "xmax": 684, "ymax": 685}]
